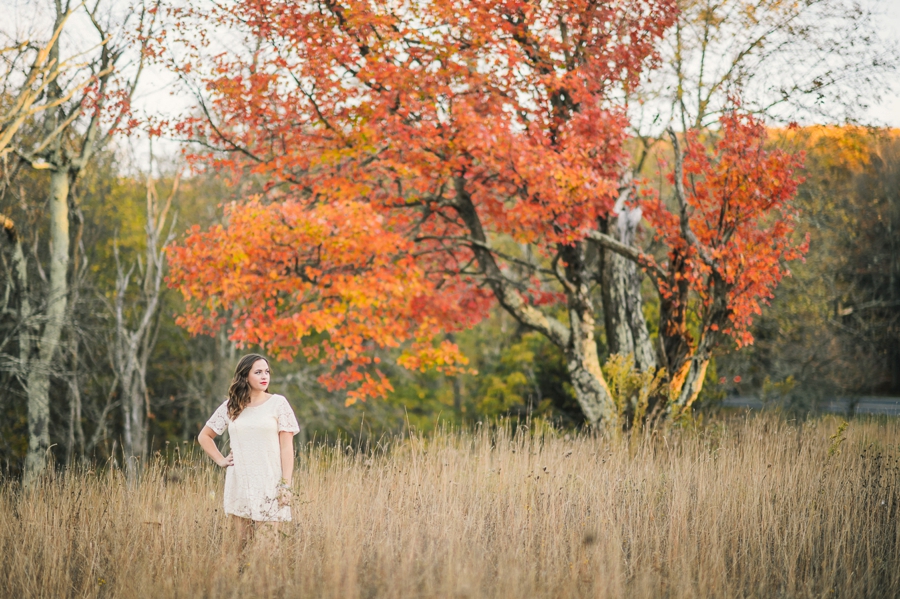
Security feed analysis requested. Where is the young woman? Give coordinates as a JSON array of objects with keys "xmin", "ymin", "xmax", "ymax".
[{"xmin": 198, "ymin": 353, "xmax": 300, "ymax": 534}]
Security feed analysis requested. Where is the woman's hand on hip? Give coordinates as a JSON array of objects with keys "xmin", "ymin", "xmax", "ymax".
[{"xmin": 217, "ymin": 451, "xmax": 234, "ymax": 468}]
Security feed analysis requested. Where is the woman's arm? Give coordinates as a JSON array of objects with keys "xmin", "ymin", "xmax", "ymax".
[
  {"xmin": 198, "ymin": 426, "xmax": 234, "ymax": 468},
  {"xmin": 278, "ymin": 431, "xmax": 294, "ymax": 484},
  {"xmin": 277, "ymin": 431, "xmax": 294, "ymax": 506}
]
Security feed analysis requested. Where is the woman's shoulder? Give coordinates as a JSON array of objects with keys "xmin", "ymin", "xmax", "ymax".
[
  {"xmin": 268, "ymin": 394, "xmax": 296, "ymax": 411},
  {"xmin": 210, "ymin": 399, "xmax": 230, "ymax": 421},
  {"xmin": 205, "ymin": 399, "xmax": 231, "ymax": 433}
]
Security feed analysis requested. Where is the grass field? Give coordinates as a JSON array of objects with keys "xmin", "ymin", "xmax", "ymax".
[{"xmin": 1, "ymin": 414, "xmax": 898, "ymax": 598}]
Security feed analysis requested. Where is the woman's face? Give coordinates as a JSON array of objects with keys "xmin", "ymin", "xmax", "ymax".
[{"xmin": 247, "ymin": 359, "xmax": 270, "ymax": 392}]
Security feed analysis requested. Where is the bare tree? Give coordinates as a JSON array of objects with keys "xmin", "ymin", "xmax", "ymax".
[
  {"xmin": 0, "ymin": 0, "xmax": 158, "ymax": 484},
  {"xmin": 110, "ymin": 166, "xmax": 177, "ymax": 477},
  {"xmin": 632, "ymin": 0, "xmax": 898, "ymax": 137},
  {"xmin": 0, "ymin": 3, "xmax": 84, "ymax": 158}
]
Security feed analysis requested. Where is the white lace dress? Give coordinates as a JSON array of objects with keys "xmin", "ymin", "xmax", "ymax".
[{"xmin": 205, "ymin": 394, "xmax": 300, "ymax": 522}]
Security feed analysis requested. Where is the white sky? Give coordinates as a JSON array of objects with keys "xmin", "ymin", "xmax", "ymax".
[
  {"xmin": 3, "ymin": 0, "xmax": 900, "ymax": 166},
  {"xmin": 127, "ymin": 0, "xmax": 900, "ymax": 138},
  {"xmin": 865, "ymin": 0, "xmax": 900, "ymax": 127}
]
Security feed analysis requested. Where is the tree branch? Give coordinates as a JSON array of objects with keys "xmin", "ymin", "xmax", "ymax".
[
  {"xmin": 667, "ymin": 127, "xmax": 714, "ymax": 267},
  {"xmin": 452, "ymin": 176, "xmax": 570, "ymax": 349},
  {"xmin": 586, "ymin": 230, "xmax": 667, "ymax": 289}
]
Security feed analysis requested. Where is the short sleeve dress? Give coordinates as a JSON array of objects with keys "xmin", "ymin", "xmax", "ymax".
[{"xmin": 205, "ymin": 394, "xmax": 300, "ymax": 522}]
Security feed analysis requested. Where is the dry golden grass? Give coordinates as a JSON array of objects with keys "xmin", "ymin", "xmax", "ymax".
[{"xmin": 1, "ymin": 414, "xmax": 898, "ymax": 598}]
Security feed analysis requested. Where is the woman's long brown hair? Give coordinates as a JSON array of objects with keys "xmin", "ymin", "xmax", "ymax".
[{"xmin": 227, "ymin": 353, "xmax": 269, "ymax": 420}]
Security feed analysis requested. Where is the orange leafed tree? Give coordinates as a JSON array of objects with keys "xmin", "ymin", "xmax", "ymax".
[
  {"xmin": 633, "ymin": 115, "xmax": 807, "ymax": 410},
  {"xmin": 163, "ymin": 0, "xmax": 806, "ymax": 424}
]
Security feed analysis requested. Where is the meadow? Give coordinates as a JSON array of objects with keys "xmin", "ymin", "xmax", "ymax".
[{"xmin": 1, "ymin": 414, "xmax": 897, "ymax": 599}]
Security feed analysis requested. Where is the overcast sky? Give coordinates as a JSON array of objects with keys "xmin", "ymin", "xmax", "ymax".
[
  {"xmin": 3, "ymin": 0, "xmax": 899, "ymax": 147},
  {"xmin": 864, "ymin": 0, "xmax": 900, "ymax": 127},
  {"xmin": 126, "ymin": 0, "xmax": 900, "ymax": 132}
]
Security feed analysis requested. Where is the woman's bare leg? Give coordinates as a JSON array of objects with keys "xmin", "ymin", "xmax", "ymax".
[
  {"xmin": 254, "ymin": 520, "xmax": 281, "ymax": 548},
  {"xmin": 231, "ymin": 515, "xmax": 254, "ymax": 552}
]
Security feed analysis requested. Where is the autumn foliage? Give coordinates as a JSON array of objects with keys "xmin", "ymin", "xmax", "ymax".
[
  {"xmin": 163, "ymin": 0, "xmax": 806, "ymax": 419},
  {"xmin": 167, "ymin": 198, "xmax": 488, "ymax": 402},
  {"xmin": 663, "ymin": 115, "xmax": 807, "ymax": 347},
  {"xmin": 636, "ymin": 114, "xmax": 808, "ymax": 406}
]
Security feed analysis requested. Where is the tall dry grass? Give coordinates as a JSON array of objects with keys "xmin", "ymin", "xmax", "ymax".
[{"xmin": 1, "ymin": 414, "xmax": 898, "ymax": 598}]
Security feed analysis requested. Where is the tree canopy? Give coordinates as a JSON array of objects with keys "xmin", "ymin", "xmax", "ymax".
[{"xmin": 163, "ymin": 0, "xmax": 808, "ymax": 425}]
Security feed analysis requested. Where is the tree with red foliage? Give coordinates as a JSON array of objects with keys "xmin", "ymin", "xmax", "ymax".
[
  {"xmin": 163, "ymin": 0, "xmax": 806, "ymax": 425},
  {"xmin": 592, "ymin": 114, "xmax": 807, "ymax": 412}
]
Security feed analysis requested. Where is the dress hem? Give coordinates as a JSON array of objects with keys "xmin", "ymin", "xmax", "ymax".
[{"xmin": 224, "ymin": 509, "xmax": 292, "ymax": 523}]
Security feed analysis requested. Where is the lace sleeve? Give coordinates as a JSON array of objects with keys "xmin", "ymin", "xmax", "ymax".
[
  {"xmin": 275, "ymin": 396, "xmax": 300, "ymax": 434},
  {"xmin": 205, "ymin": 400, "xmax": 230, "ymax": 435}
]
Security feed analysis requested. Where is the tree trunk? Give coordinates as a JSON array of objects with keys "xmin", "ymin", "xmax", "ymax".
[
  {"xmin": 599, "ymin": 210, "xmax": 657, "ymax": 372},
  {"xmin": 560, "ymin": 243, "xmax": 617, "ymax": 425},
  {"xmin": 126, "ymin": 371, "xmax": 147, "ymax": 471},
  {"xmin": 447, "ymin": 332, "xmax": 463, "ymax": 414},
  {"xmin": 4, "ymin": 217, "xmax": 32, "ymax": 375},
  {"xmin": 65, "ymin": 335, "xmax": 84, "ymax": 465},
  {"xmin": 674, "ymin": 354, "xmax": 710, "ymax": 409},
  {"xmin": 667, "ymin": 273, "xmax": 727, "ymax": 412},
  {"xmin": 23, "ymin": 168, "xmax": 69, "ymax": 484},
  {"xmin": 119, "ymin": 353, "xmax": 142, "ymax": 474},
  {"xmin": 66, "ymin": 200, "xmax": 86, "ymax": 464},
  {"xmin": 564, "ymin": 300, "xmax": 616, "ymax": 425},
  {"xmin": 452, "ymin": 176, "xmax": 615, "ymax": 426},
  {"xmin": 114, "ymin": 173, "xmax": 176, "ymax": 477},
  {"xmin": 115, "ymin": 276, "xmax": 148, "ymax": 477},
  {"xmin": 117, "ymin": 330, "xmax": 149, "ymax": 475}
]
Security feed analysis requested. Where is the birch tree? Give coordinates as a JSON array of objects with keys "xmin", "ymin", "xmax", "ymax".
[
  {"xmin": 0, "ymin": 3, "xmax": 82, "ymax": 159},
  {"xmin": 110, "ymin": 166, "xmax": 176, "ymax": 476},
  {"xmin": 1, "ymin": 0, "xmax": 157, "ymax": 484}
]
